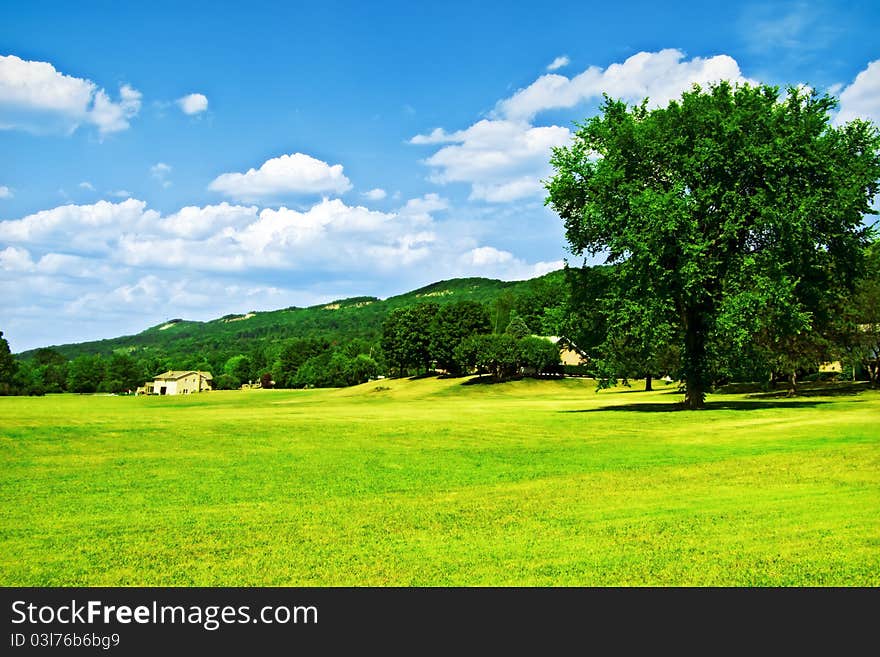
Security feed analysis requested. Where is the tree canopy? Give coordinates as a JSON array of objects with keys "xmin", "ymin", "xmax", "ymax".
[{"xmin": 546, "ymin": 82, "xmax": 880, "ymax": 408}]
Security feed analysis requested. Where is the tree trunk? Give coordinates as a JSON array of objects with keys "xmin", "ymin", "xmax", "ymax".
[
  {"xmin": 787, "ymin": 370, "xmax": 798, "ymax": 397},
  {"xmin": 645, "ymin": 373, "xmax": 653, "ymax": 391},
  {"xmin": 682, "ymin": 303, "xmax": 710, "ymax": 410}
]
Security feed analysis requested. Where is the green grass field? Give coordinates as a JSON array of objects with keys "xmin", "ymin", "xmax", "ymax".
[{"xmin": 1, "ymin": 377, "xmax": 878, "ymax": 586}]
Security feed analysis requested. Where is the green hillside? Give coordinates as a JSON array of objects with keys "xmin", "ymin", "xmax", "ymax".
[{"xmin": 20, "ymin": 274, "xmax": 555, "ymax": 361}]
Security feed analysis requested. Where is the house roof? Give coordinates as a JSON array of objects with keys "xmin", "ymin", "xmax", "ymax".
[{"xmin": 154, "ymin": 370, "xmax": 213, "ymax": 381}]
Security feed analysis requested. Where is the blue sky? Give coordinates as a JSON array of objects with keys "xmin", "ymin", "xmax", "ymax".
[{"xmin": 1, "ymin": 0, "xmax": 879, "ymax": 351}]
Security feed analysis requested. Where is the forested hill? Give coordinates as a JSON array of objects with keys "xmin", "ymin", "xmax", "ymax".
[{"xmin": 17, "ymin": 271, "xmax": 565, "ymax": 364}]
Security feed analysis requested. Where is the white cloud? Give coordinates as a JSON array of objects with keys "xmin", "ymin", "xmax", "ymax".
[
  {"xmin": 0, "ymin": 197, "xmax": 442, "ymax": 273},
  {"xmin": 415, "ymin": 119, "xmax": 571, "ymax": 202},
  {"xmin": 465, "ymin": 245, "xmax": 514, "ymax": 267},
  {"xmin": 0, "ymin": 246, "xmax": 33, "ymax": 271},
  {"xmin": 835, "ymin": 60, "xmax": 880, "ymax": 126},
  {"xmin": 230, "ymin": 199, "xmax": 412, "ymax": 266},
  {"xmin": 546, "ymin": 55, "xmax": 570, "ymax": 71},
  {"xmin": 0, "ymin": 185, "xmax": 12, "ymax": 198},
  {"xmin": 459, "ymin": 247, "xmax": 563, "ymax": 280},
  {"xmin": 496, "ymin": 48, "xmax": 753, "ymax": 122},
  {"xmin": 108, "ymin": 190, "xmax": 132, "ymax": 198},
  {"xmin": 177, "ymin": 93, "xmax": 208, "ymax": 115},
  {"xmin": 409, "ymin": 127, "xmax": 455, "ymax": 145},
  {"xmin": 78, "ymin": 181, "xmax": 95, "ymax": 191},
  {"xmin": 158, "ymin": 202, "xmax": 258, "ymax": 240},
  {"xmin": 411, "ymin": 49, "xmax": 755, "ymax": 203},
  {"xmin": 0, "ymin": 55, "xmax": 141, "ymax": 135},
  {"xmin": 0, "ymin": 198, "xmax": 157, "ymax": 253},
  {"xmin": 208, "ymin": 152, "xmax": 353, "ymax": 201},
  {"xmin": 399, "ymin": 193, "xmax": 448, "ymax": 222},
  {"xmin": 150, "ymin": 162, "xmax": 173, "ymax": 188},
  {"xmin": 362, "ymin": 188, "xmax": 387, "ymax": 200}
]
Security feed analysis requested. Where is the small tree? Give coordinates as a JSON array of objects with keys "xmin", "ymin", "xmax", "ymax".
[
  {"xmin": 345, "ymin": 354, "xmax": 379, "ymax": 385},
  {"xmin": 224, "ymin": 354, "xmax": 253, "ymax": 384},
  {"xmin": 459, "ymin": 334, "xmax": 520, "ymax": 381},
  {"xmin": 213, "ymin": 373, "xmax": 239, "ymax": 390},
  {"xmin": 504, "ymin": 314, "xmax": 531, "ymax": 339},
  {"xmin": 518, "ymin": 336, "xmax": 561, "ymax": 376}
]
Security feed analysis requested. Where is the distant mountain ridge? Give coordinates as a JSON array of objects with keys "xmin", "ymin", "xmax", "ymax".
[{"xmin": 17, "ymin": 271, "xmax": 564, "ymax": 360}]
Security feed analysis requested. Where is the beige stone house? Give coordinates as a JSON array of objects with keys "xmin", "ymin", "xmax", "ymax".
[{"xmin": 144, "ymin": 370, "xmax": 213, "ymax": 395}]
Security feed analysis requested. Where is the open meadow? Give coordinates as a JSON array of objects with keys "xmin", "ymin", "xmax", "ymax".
[{"xmin": 1, "ymin": 377, "xmax": 878, "ymax": 586}]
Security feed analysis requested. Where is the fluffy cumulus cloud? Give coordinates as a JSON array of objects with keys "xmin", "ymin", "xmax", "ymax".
[
  {"xmin": 0, "ymin": 198, "xmax": 158, "ymax": 252},
  {"xmin": 0, "ymin": 54, "xmax": 141, "ymax": 135},
  {"xmin": 414, "ymin": 119, "xmax": 571, "ymax": 202},
  {"xmin": 176, "ymin": 93, "xmax": 208, "ymax": 115},
  {"xmin": 362, "ymin": 188, "xmax": 387, "ymax": 200},
  {"xmin": 546, "ymin": 55, "xmax": 569, "ymax": 71},
  {"xmin": 412, "ymin": 49, "xmax": 754, "ymax": 203},
  {"xmin": 459, "ymin": 246, "xmax": 563, "ymax": 280},
  {"xmin": 835, "ymin": 59, "xmax": 880, "ymax": 126},
  {"xmin": 495, "ymin": 48, "xmax": 753, "ymax": 121},
  {"xmin": 208, "ymin": 152, "xmax": 353, "ymax": 201}
]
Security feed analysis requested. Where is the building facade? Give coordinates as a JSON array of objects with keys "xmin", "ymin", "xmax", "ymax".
[{"xmin": 147, "ymin": 370, "xmax": 213, "ymax": 395}]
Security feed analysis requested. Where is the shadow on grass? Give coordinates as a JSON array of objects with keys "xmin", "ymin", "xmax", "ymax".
[
  {"xmin": 601, "ymin": 387, "xmax": 682, "ymax": 395},
  {"xmin": 460, "ymin": 375, "xmax": 568, "ymax": 386},
  {"xmin": 566, "ymin": 399, "xmax": 832, "ymax": 413},
  {"xmin": 461, "ymin": 375, "xmax": 512, "ymax": 386},
  {"xmin": 407, "ymin": 371, "xmax": 446, "ymax": 380},
  {"xmin": 746, "ymin": 383, "xmax": 870, "ymax": 399}
]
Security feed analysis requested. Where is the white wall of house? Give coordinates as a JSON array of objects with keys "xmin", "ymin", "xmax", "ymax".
[
  {"xmin": 153, "ymin": 379, "xmax": 178, "ymax": 395},
  {"xmin": 151, "ymin": 372, "xmax": 211, "ymax": 395}
]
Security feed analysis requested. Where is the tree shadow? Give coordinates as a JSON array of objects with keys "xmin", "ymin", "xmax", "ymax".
[
  {"xmin": 603, "ymin": 387, "xmax": 682, "ymax": 395},
  {"xmin": 461, "ymin": 375, "xmax": 514, "ymax": 386},
  {"xmin": 565, "ymin": 399, "xmax": 832, "ymax": 413},
  {"xmin": 408, "ymin": 371, "xmax": 443, "ymax": 380},
  {"xmin": 745, "ymin": 383, "xmax": 869, "ymax": 399}
]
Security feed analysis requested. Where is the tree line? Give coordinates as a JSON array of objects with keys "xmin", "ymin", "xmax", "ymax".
[{"xmin": 1, "ymin": 237, "xmax": 877, "ymax": 396}]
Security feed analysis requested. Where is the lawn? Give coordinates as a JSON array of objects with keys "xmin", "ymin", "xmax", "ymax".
[{"xmin": 1, "ymin": 377, "xmax": 878, "ymax": 586}]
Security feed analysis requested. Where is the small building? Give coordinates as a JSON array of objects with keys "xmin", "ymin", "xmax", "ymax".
[{"xmin": 149, "ymin": 370, "xmax": 213, "ymax": 395}]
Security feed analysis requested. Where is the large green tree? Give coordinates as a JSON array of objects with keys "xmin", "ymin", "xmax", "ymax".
[
  {"xmin": 429, "ymin": 300, "xmax": 492, "ymax": 374},
  {"xmin": 380, "ymin": 303, "xmax": 439, "ymax": 375},
  {"xmin": 66, "ymin": 354, "xmax": 107, "ymax": 393},
  {"xmin": 547, "ymin": 82, "xmax": 880, "ymax": 408}
]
